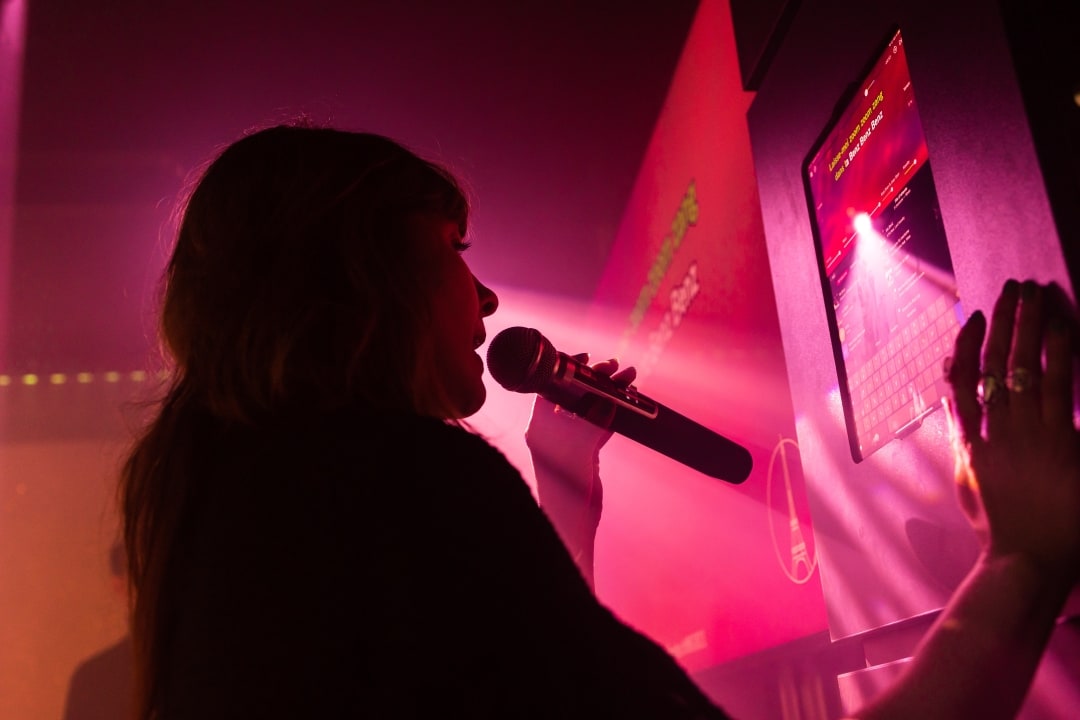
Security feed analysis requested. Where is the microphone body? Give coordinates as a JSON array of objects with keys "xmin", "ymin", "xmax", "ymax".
[{"xmin": 486, "ymin": 327, "xmax": 752, "ymax": 484}]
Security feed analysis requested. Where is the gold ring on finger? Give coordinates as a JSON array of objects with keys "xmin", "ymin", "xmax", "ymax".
[{"xmin": 1007, "ymin": 367, "xmax": 1036, "ymax": 393}]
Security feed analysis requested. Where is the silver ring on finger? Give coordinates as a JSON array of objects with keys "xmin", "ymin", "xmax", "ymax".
[{"xmin": 978, "ymin": 372, "xmax": 1007, "ymax": 408}]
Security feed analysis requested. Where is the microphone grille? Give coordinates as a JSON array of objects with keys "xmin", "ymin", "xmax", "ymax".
[{"xmin": 486, "ymin": 326, "xmax": 557, "ymax": 393}]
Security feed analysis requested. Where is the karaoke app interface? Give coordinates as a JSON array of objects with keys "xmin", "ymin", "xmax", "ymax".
[{"xmin": 805, "ymin": 30, "xmax": 962, "ymax": 460}]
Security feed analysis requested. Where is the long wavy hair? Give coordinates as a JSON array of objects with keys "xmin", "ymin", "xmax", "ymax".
[{"xmin": 120, "ymin": 123, "xmax": 471, "ymax": 718}]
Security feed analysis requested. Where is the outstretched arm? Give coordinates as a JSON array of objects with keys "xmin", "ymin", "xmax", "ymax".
[{"xmin": 853, "ymin": 279, "xmax": 1080, "ymax": 719}]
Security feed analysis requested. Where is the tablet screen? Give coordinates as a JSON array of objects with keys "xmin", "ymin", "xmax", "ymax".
[{"xmin": 803, "ymin": 28, "xmax": 963, "ymax": 462}]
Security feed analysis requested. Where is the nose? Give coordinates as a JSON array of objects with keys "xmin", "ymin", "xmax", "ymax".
[{"xmin": 474, "ymin": 276, "xmax": 499, "ymax": 317}]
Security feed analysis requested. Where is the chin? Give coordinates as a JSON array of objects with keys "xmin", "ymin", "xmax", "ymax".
[
  {"xmin": 456, "ymin": 387, "xmax": 487, "ymax": 419},
  {"xmin": 438, "ymin": 379, "xmax": 486, "ymax": 420}
]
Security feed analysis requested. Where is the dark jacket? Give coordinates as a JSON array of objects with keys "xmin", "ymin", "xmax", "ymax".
[{"xmin": 160, "ymin": 408, "xmax": 727, "ymax": 718}]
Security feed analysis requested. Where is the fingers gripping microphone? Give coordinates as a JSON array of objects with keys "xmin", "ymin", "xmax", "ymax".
[{"xmin": 486, "ymin": 326, "xmax": 752, "ymax": 484}]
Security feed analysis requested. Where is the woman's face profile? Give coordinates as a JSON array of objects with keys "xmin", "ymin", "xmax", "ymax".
[{"xmin": 412, "ymin": 214, "xmax": 499, "ymax": 417}]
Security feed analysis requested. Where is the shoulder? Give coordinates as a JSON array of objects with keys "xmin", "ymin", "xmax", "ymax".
[
  {"xmin": 242, "ymin": 408, "xmax": 506, "ymax": 464},
  {"xmin": 325, "ymin": 410, "xmax": 517, "ymax": 477},
  {"xmin": 279, "ymin": 409, "xmax": 532, "ymax": 509}
]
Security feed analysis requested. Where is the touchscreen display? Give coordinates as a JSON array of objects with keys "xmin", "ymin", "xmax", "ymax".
[{"xmin": 803, "ymin": 28, "xmax": 963, "ymax": 462}]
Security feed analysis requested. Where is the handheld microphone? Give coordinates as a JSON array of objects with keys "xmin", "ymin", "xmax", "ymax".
[{"xmin": 486, "ymin": 326, "xmax": 752, "ymax": 484}]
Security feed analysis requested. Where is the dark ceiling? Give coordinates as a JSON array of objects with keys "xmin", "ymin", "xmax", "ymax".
[
  {"xmin": 8, "ymin": 0, "xmax": 700, "ymax": 372},
  {"xmin": 18, "ymin": 3, "xmax": 697, "ymax": 288}
]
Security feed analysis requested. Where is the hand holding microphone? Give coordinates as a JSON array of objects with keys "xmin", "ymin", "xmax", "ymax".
[
  {"xmin": 523, "ymin": 353, "xmax": 637, "ymax": 587},
  {"xmin": 526, "ymin": 354, "xmax": 638, "ymax": 448},
  {"xmin": 487, "ymin": 326, "xmax": 753, "ymax": 483}
]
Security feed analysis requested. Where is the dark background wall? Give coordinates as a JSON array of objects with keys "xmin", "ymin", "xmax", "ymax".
[{"xmin": 3, "ymin": 0, "xmax": 700, "ymax": 377}]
